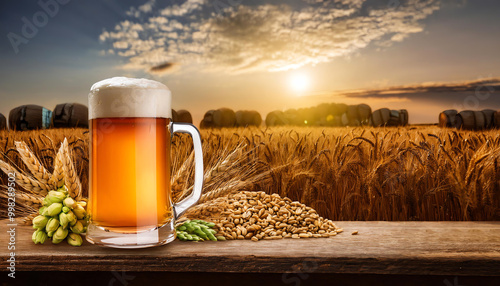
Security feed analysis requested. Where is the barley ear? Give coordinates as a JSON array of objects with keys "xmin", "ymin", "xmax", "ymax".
[
  {"xmin": 15, "ymin": 141, "xmax": 52, "ymax": 184},
  {"xmin": 62, "ymin": 138, "xmax": 82, "ymax": 200},
  {"xmin": 49, "ymin": 143, "xmax": 65, "ymax": 190}
]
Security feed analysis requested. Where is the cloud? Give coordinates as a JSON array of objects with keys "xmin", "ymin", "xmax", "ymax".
[
  {"xmin": 149, "ymin": 62, "xmax": 179, "ymax": 74},
  {"xmin": 319, "ymin": 77, "xmax": 500, "ymax": 109},
  {"xmin": 339, "ymin": 78, "xmax": 500, "ymax": 98},
  {"xmin": 126, "ymin": 0, "xmax": 156, "ymax": 18},
  {"xmin": 100, "ymin": 0, "xmax": 442, "ymax": 74}
]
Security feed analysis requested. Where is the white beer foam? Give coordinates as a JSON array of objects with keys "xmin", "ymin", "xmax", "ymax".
[{"xmin": 89, "ymin": 77, "xmax": 172, "ymax": 119}]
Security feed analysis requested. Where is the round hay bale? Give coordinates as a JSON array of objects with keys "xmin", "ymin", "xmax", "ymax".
[
  {"xmin": 199, "ymin": 119, "xmax": 207, "ymax": 129},
  {"xmin": 371, "ymin": 108, "xmax": 391, "ymax": 127},
  {"xmin": 176, "ymin": 109, "xmax": 193, "ymax": 124},
  {"xmin": 346, "ymin": 104, "xmax": 372, "ymax": 125},
  {"xmin": 0, "ymin": 113, "xmax": 7, "ymax": 130},
  {"xmin": 438, "ymin": 110, "xmax": 458, "ymax": 128},
  {"xmin": 202, "ymin": 108, "xmax": 236, "ymax": 128},
  {"xmin": 456, "ymin": 110, "xmax": 486, "ymax": 130},
  {"xmin": 51, "ymin": 103, "xmax": 88, "ymax": 128},
  {"xmin": 358, "ymin": 104, "xmax": 372, "ymax": 125},
  {"xmin": 474, "ymin": 111, "xmax": 486, "ymax": 130},
  {"xmin": 9, "ymin": 105, "xmax": 52, "ymax": 131},
  {"xmin": 399, "ymin": 109, "xmax": 409, "ymax": 126},
  {"xmin": 481, "ymin": 109, "xmax": 495, "ymax": 128},
  {"xmin": 346, "ymin": 105, "xmax": 358, "ymax": 121},
  {"xmin": 388, "ymin": 110, "xmax": 400, "ymax": 126},
  {"xmin": 213, "ymin": 108, "xmax": 236, "ymax": 127},
  {"xmin": 171, "ymin": 109, "xmax": 178, "ymax": 122},
  {"xmin": 266, "ymin": 110, "xmax": 288, "ymax": 126},
  {"xmin": 236, "ymin": 110, "xmax": 262, "ymax": 127},
  {"xmin": 456, "ymin": 110, "xmax": 475, "ymax": 129},
  {"xmin": 494, "ymin": 111, "xmax": 500, "ymax": 128}
]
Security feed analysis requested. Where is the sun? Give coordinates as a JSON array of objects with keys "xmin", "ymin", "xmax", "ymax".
[{"xmin": 288, "ymin": 73, "xmax": 310, "ymax": 93}]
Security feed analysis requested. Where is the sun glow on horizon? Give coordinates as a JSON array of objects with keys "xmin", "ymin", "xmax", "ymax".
[{"xmin": 289, "ymin": 73, "xmax": 310, "ymax": 94}]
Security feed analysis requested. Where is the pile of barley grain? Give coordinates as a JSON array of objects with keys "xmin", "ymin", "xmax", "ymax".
[{"xmin": 212, "ymin": 191, "xmax": 342, "ymax": 241}]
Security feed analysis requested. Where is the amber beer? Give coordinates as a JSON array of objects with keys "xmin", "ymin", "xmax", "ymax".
[
  {"xmin": 90, "ymin": 117, "xmax": 172, "ymax": 231},
  {"xmin": 87, "ymin": 77, "xmax": 204, "ymax": 248}
]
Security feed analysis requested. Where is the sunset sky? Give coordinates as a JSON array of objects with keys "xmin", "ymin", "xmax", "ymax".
[{"xmin": 1, "ymin": 0, "xmax": 499, "ymax": 125}]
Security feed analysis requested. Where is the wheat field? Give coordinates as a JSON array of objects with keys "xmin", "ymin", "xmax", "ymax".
[{"xmin": 0, "ymin": 126, "xmax": 499, "ymax": 221}]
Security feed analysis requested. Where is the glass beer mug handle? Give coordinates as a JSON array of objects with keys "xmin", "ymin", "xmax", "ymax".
[{"xmin": 172, "ymin": 123, "xmax": 204, "ymax": 218}]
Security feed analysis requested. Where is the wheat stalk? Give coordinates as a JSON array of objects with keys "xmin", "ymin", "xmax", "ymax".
[
  {"xmin": 15, "ymin": 141, "xmax": 52, "ymax": 184},
  {"xmin": 62, "ymin": 138, "xmax": 82, "ymax": 200}
]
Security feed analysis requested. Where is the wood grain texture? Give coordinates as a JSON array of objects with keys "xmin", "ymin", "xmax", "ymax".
[{"xmin": 2, "ymin": 221, "xmax": 499, "ymax": 275}]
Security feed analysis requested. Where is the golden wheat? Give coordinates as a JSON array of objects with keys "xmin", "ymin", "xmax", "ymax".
[
  {"xmin": 0, "ymin": 160, "xmax": 50, "ymax": 196},
  {"xmin": 62, "ymin": 138, "xmax": 82, "ymax": 200},
  {"xmin": 1, "ymin": 126, "xmax": 499, "ymax": 221},
  {"xmin": 48, "ymin": 143, "xmax": 66, "ymax": 189},
  {"xmin": 14, "ymin": 141, "xmax": 52, "ymax": 184}
]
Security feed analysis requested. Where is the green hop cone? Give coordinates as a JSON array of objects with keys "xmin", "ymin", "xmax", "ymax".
[
  {"xmin": 54, "ymin": 226, "xmax": 69, "ymax": 241},
  {"xmin": 62, "ymin": 206, "xmax": 70, "ymax": 213},
  {"xmin": 73, "ymin": 205, "xmax": 86, "ymax": 220},
  {"xmin": 66, "ymin": 211, "xmax": 77, "ymax": 226},
  {"xmin": 57, "ymin": 185, "xmax": 68, "ymax": 195},
  {"xmin": 78, "ymin": 219, "xmax": 88, "ymax": 227},
  {"xmin": 46, "ymin": 203, "xmax": 63, "ymax": 217},
  {"xmin": 70, "ymin": 221, "xmax": 84, "ymax": 234},
  {"xmin": 76, "ymin": 201, "xmax": 87, "ymax": 208},
  {"xmin": 38, "ymin": 206, "xmax": 47, "ymax": 215},
  {"xmin": 32, "ymin": 215, "xmax": 48, "ymax": 230},
  {"xmin": 59, "ymin": 212, "xmax": 69, "ymax": 228},
  {"xmin": 43, "ymin": 197, "xmax": 52, "ymax": 206},
  {"xmin": 67, "ymin": 233, "xmax": 83, "ymax": 247},
  {"xmin": 46, "ymin": 218, "xmax": 60, "ymax": 232},
  {"xmin": 32, "ymin": 230, "xmax": 48, "ymax": 244},
  {"xmin": 52, "ymin": 237, "xmax": 64, "ymax": 244},
  {"xmin": 47, "ymin": 231, "xmax": 55, "ymax": 238},
  {"xmin": 46, "ymin": 191, "xmax": 66, "ymax": 204},
  {"xmin": 63, "ymin": 197, "xmax": 75, "ymax": 209}
]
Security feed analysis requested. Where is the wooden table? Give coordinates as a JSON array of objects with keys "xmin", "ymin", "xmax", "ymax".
[{"xmin": 2, "ymin": 221, "xmax": 499, "ymax": 285}]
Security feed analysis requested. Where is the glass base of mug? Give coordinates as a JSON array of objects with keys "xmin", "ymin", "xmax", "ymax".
[{"xmin": 86, "ymin": 219, "xmax": 175, "ymax": 249}]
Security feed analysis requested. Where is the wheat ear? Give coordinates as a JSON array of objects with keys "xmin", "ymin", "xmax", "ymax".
[
  {"xmin": 0, "ymin": 160, "xmax": 50, "ymax": 196},
  {"xmin": 15, "ymin": 141, "xmax": 52, "ymax": 184},
  {"xmin": 17, "ymin": 192, "xmax": 44, "ymax": 207},
  {"xmin": 183, "ymin": 196, "xmax": 229, "ymax": 220},
  {"xmin": 204, "ymin": 143, "xmax": 246, "ymax": 183},
  {"xmin": 0, "ymin": 189, "xmax": 43, "ymax": 208},
  {"xmin": 199, "ymin": 180, "xmax": 247, "ymax": 204},
  {"xmin": 21, "ymin": 213, "xmax": 38, "ymax": 225},
  {"xmin": 62, "ymin": 138, "xmax": 82, "ymax": 200},
  {"xmin": 171, "ymin": 151, "xmax": 194, "ymax": 195},
  {"xmin": 49, "ymin": 143, "xmax": 65, "ymax": 189}
]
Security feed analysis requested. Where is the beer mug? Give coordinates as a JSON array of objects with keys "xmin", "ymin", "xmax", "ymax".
[{"xmin": 86, "ymin": 77, "xmax": 203, "ymax": 248}]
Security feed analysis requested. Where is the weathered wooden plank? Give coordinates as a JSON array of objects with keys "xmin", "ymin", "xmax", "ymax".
[{"xmin": 2, "ymin": 221, "xmax": 499, "ymax": 275}]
